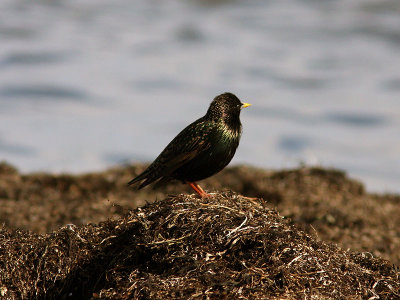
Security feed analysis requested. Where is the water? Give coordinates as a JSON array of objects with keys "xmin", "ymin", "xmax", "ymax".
[{"xmin": 0, "ymin": 0, "xmax": 399, "ymax": 193}]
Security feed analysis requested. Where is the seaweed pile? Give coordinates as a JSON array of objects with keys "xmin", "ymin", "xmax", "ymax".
[
  {"xmin": 1, "ymin": 193, "xmax": 399, "ymax": 299},
  {"xmin": 0, "ymin": 162, "xmax": 399, "ymax": 298}
]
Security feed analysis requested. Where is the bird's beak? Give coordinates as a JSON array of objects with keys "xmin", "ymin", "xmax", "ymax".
[{"xmin": 241, "ymin": 102, "xmax": 251, "ymax": 109}]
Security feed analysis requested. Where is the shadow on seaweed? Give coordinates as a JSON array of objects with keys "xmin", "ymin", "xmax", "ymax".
[{"xmin": 46, "ymin": 222, "xmax": 153, "ymax": 299}]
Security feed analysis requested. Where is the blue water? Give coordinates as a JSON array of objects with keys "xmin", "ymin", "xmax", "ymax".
[{"xmin": 1, "ymin": 0, "xmax": 399, "ymax": 193}]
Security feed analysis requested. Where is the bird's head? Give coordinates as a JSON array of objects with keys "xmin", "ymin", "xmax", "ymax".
[{"xmin": 206, "ymin": 93, "xmax": 251, "ymax": 123}]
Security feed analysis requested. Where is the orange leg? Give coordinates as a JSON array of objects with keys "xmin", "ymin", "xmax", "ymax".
[{"xmin": 187, "ymin": 182, "xmax": 210, "ymax": 198}]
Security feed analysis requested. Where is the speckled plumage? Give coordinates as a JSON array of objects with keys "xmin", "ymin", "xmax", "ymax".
[{"xmin": 128, "ymin": 93, "xmax": 250, "ymax": 196}]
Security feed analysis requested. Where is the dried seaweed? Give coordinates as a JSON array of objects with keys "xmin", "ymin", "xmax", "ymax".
[{"xmin": 1, "ymin": 193, "xmax": 399, "ymax": 299}]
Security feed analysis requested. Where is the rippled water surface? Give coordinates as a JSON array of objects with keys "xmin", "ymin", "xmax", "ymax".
[{"xmin": 1, "ymin": 0, "xmax": 399, "ymax": 192}]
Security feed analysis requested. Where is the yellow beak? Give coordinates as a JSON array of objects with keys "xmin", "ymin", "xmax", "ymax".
[{"xmin": 241, "ymin": 102, "xmax": 251, "ymax": 109}]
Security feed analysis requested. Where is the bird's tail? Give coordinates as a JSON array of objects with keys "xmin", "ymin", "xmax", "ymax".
[
  {"xmin": 128, "ymin": 168, "xmax": 160, "ymax": 189},
  {"xmin": 127, "ymin": 176, "xmax": 142, "ymax": 187},
  {"xmin": 128, "ymin": 172, "xmax": 147, "ymax": 188}
]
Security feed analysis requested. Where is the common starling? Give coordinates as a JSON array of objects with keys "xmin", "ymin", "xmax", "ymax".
[{"xmin": 128, "ymin": 92, "xmax": 251, "ymax": 197}]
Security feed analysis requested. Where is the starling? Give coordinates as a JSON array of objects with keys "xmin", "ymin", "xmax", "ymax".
[{"xmin": 128, "ymin": 92, "xmax": 251, "ymax": 197}]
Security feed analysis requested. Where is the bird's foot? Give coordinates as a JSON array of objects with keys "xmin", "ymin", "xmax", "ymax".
[{"xmin": 187, "ymin": 182, "xmax": 210, "ymax": 198}]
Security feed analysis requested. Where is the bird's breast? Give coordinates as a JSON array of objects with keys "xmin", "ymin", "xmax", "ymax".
[
  {"xmin": 206, "ymin": 123, "xmax": 240, "ymax": 159},
  {"xmin": 215, "ymin": 122, "xmax": 241, "ymax": 144}
]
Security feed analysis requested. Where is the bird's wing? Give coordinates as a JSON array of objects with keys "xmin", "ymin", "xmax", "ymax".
[{"xmin": 128, "ymin": 118, "xmax": 213, "ymax": 188}]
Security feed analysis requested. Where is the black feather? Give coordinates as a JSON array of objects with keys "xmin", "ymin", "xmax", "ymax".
[{"xmin": 128, "ymin": 92, "xmax": 248, "ymax": 189}]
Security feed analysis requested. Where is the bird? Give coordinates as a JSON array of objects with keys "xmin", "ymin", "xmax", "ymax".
[{"xmin": 128, "ymin": 92, "xmax": 251, "ymax": 198}]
